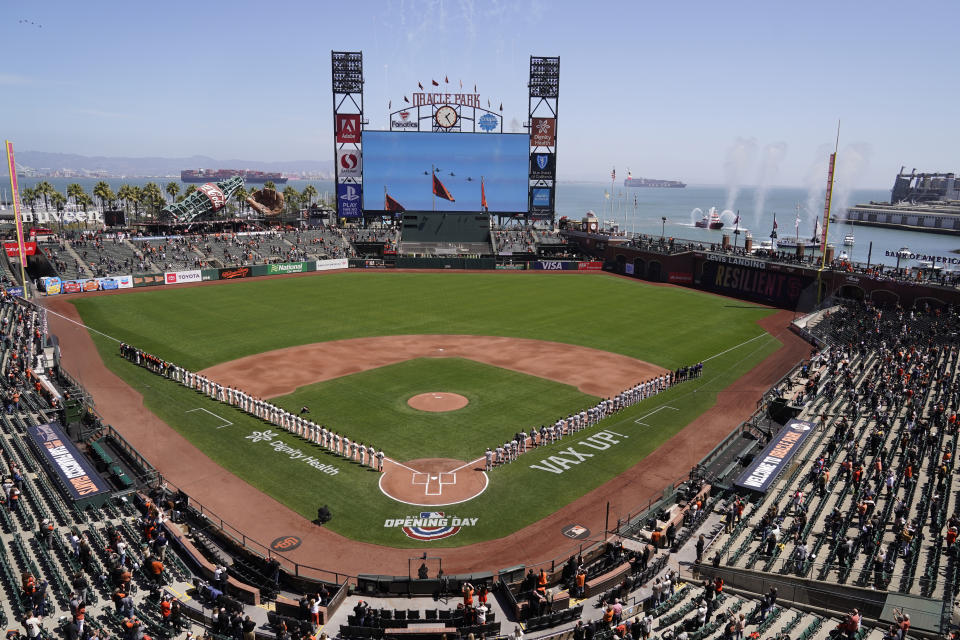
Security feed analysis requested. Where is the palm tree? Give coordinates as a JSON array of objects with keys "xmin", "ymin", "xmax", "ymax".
[
  {"xmin": 282, "ymin": 186, "xmax": 302, "ymax": 218},
  {"xmin": 179, "ymin": 185, "xmax": 197, "ymax": 202},
  {"xmin": 93, "ymin": 181, "xmax": 114, "ymax": 212},
  {"xmin": 77, "ymin": 192, "xmax": 93, "ymax": 213},
  {"xmin": 263, "ymin": 181, "xmax": 277, "ymax": 191},
  {"xmin": 117, "ymin": 184, "xmax": 133, "ymax": 214},
  {"xmin": 20, "ymin": 187, "xmax": 38, "ymax": 213},
  {"xmin": 235, "ymin": 186, "xmax": 248, "ymax": 216},
  {"xmin": 35, "ymin": 180, "xmax": 55, "ymax": 211},
  {"xmin": 142, "ymin": 182, "xmax": 165, "ymax": 218},
  {"xmin": 50, "ymin": 191, "xmax": 67, "ymax": 213},
  {"xmin": 130, "ymin": 186, "xmax": 143, "ymax": 222},
  {"xmin": 301, "ymin": 184, "xmax": 318, "ymax": 208},
  {"xmin": 165, "ymin": 181, "xmax": 180, "ymax": 203},
  {"xmin": 67, "ymin": 183, "xmax": 86, "ymax": 212}
]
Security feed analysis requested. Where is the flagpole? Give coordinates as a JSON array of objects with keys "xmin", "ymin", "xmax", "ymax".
[
  {"xmin": 432, "ymin": 164, "xmax": 436, "ymax": 212},
  {"xmin": 5, "ymin": 141, "xmax": 29, "ymax": 299}
]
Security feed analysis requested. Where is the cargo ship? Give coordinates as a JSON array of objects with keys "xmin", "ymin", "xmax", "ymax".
[
  {"xmin": 845, "ymin": 168, "xmax": 960, "ymax": 235},
  {"xmin": 623, "ymin": 170, "xmax": 685, "ymax": 188},
  {"xmin": 181, "ymin": 169, "xmax": 288, "ymax": 184}
]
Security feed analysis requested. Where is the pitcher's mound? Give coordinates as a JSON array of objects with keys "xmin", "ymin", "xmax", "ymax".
[{"xmin": 408, "ymin": 392, "xmax": 469, "ymax": 412}]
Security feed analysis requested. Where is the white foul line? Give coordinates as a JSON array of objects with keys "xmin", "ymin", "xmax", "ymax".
[
  {"xmin": 186, "ymin": 407, "xmax": 233, "ymax": 429},
  {"xmin": 702, "ymin": 332, "xmax": 770, "ymax": 362},
  {"xmin": 634, "ymin": 405, "xmax": 680, "ymax": 426}
]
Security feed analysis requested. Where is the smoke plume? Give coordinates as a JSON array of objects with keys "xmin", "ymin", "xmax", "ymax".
[
  {"xmin": 752, "ymin": 142, "xmax": 788, "ymax": 225},
  {"xmin": 724, "ymin": 137, "xmax": 757, "ymax": 212}
]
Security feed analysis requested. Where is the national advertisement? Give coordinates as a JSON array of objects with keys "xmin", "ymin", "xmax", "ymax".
[
  {"xmin": 5, "ymin": 287, "xmax": 24, "ymax": 297},
  {"xmin": 668, "ymin": 272, "xmax": 693, "ymax": 284},
  {"xmin": 734, "ymin": 419, "xmax": 815, "ymax": 493},
  {"xmin": 577, "ymin": 261, "xmax": 603, "ymax": 271},
  {"xmin": 267, "ymin": 261, "xmax": 313, "ymax": 275},
  {"xmin": 25, "ymin": 422, "xmax": 111, "ymax": 502},
  {"xmin": 116, "ymin": 275, "xmax": 134, "ymax": 289},
  {"xmin": 99, "ymin": 278, "xmax": 119, "ymax": 290},
  {"xmin": 337, "ymin": 183, "xmax": 363, "ymax": 218}
]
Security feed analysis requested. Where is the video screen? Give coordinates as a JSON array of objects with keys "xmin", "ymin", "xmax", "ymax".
[{"xmin": 362, "ymin": 131, "xmax": 530, "ymax": 213}]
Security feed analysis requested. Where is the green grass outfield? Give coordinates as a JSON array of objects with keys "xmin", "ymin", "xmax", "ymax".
[
  {"xmin": 270, "ymin": 358, "xmax": 598, "ymax": 461},
  {"xmin": 70, "ymin": 272, "xmax": 783, "ymax": 547}
]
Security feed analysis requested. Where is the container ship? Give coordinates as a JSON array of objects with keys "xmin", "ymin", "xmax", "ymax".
[
  {"xmin": 181, "ymin": 169, "xmax": 288, "ymax": 184},
  {"xmin": 623, "ymin": 170, "xmax": 685, "ymax": 188},
  {"xmin": 845, "ymin": 168, "xmax": 960, "ymax": 236}
]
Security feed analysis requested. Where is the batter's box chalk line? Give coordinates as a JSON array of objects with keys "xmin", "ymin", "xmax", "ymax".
[
  {"xmin": 634, "ymin": 405, "xmax": 679, "ymax": 426},
  {"xmin": 412, "ymin": 471, "xmax": 458, "ymax": 496},
  {"xmin": 186, "ymin": 407, "xmax": 233, "ymax": 429}
]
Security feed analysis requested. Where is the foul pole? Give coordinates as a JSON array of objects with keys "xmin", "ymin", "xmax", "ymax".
[{"xmin": 5, "ymin": 141, "xmax": 30, "ymax": 299}]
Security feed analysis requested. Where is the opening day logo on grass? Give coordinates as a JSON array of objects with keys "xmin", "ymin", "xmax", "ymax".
[
  {"xmin": 384, "ymin": 512, "xmax": 478, "ymax": 541},
  {"xmin": 245, "ymin": 430, "xmax": 340, "ymax": 475}
]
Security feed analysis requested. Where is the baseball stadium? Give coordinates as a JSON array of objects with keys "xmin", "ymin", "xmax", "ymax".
[{"xmin": 1, "ymin": 52, "xmax": 959, "ymax": 640}]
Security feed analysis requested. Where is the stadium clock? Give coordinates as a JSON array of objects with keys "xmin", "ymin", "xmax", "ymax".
[{"xmin": 435, "ymin": 106, "xmax": 458, "ymax": 129}]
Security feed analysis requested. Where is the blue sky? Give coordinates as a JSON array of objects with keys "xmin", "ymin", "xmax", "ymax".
[
  {"xmin": 363, "ymin": 132, "xmax": 528, "ymax": 212},
  {"xmin": 1, "ymin": 0, "xmax": 956, "ymax": 187}
]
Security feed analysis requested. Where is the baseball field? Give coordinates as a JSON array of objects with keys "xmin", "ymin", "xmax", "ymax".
[{"xmin": 63, "ymin": 271, "xmax": 783, "ymax": 548}]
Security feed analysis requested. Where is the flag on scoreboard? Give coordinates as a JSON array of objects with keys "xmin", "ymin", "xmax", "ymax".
[
  {"xmin": 385, "ymin": 192, "xmax": 405, "ymax": 212},
  {"xmin": 431, "ymin": 79, "xmax": 439, "ymax": 86},
  {"xmin": 432, "ymin": 174, "xmax": 455, "ymax": 202}
]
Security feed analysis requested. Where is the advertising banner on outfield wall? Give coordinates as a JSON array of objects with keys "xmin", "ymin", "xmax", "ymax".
[
  {"xmin": 219, "ymin": 266, "xmax": 252, "ymax": 280},
  {"xmin": 133, "ymin": 273, "xmax": 165, "ymax": 288},
  {"xmin": 316, "ymin": 258, "xmax": 349, "ymax": 271},
  {"xmin": 201, "ymin": 269, "xmax": 219, "ymax": 281},
  {"xmin": 25, "ymin": 421, "xmax": 111, "ymax": 502},
  {"xmin": 116, "ymin": 275, "xmax": 133, "ymax": 289},
  {"xmin": 668, "ymin": 272, "xmax": 693, "ymax": 284},
  {"xmin": 41, "ymin": 277, "xmax": 62, "ymax": 295},
  {"xmin": 577, "ymin": 261, "xmax": 603, "ymax": 271},
  {"xmin": 699, "ymin": 260, "xmax": 812, "ymax": 308},
  {"xmin": 532, "ymin": 260, "xmax": 580, "ymax": 271},
  {"xmin": 734, "ymin": 418, "xmax": 815, "ymax": 494},
  {"xmin": 267, "ymin": 261, "xmax": 314, "ymax": 275},
  {"xmin": 164, "ymin": 270, "xmax": 202, "ymax": 285}
]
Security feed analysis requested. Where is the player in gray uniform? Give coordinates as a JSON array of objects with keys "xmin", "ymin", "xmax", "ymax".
[
  {"xmin": 377, "ymin": 449, "xmax": 384, "ymax": 471},
  {"xmin": 485, "ymin": 448, "xmax": 493, "ymax": 471}
]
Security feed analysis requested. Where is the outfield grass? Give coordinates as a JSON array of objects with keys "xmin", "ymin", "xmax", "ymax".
[
  {"xmin": 71, "ymin": 272, "xmax": 784, "ymax": 546},
  {"xmin": 270, "ymin": 358, "xmax": 598, "ymax": 461}
]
